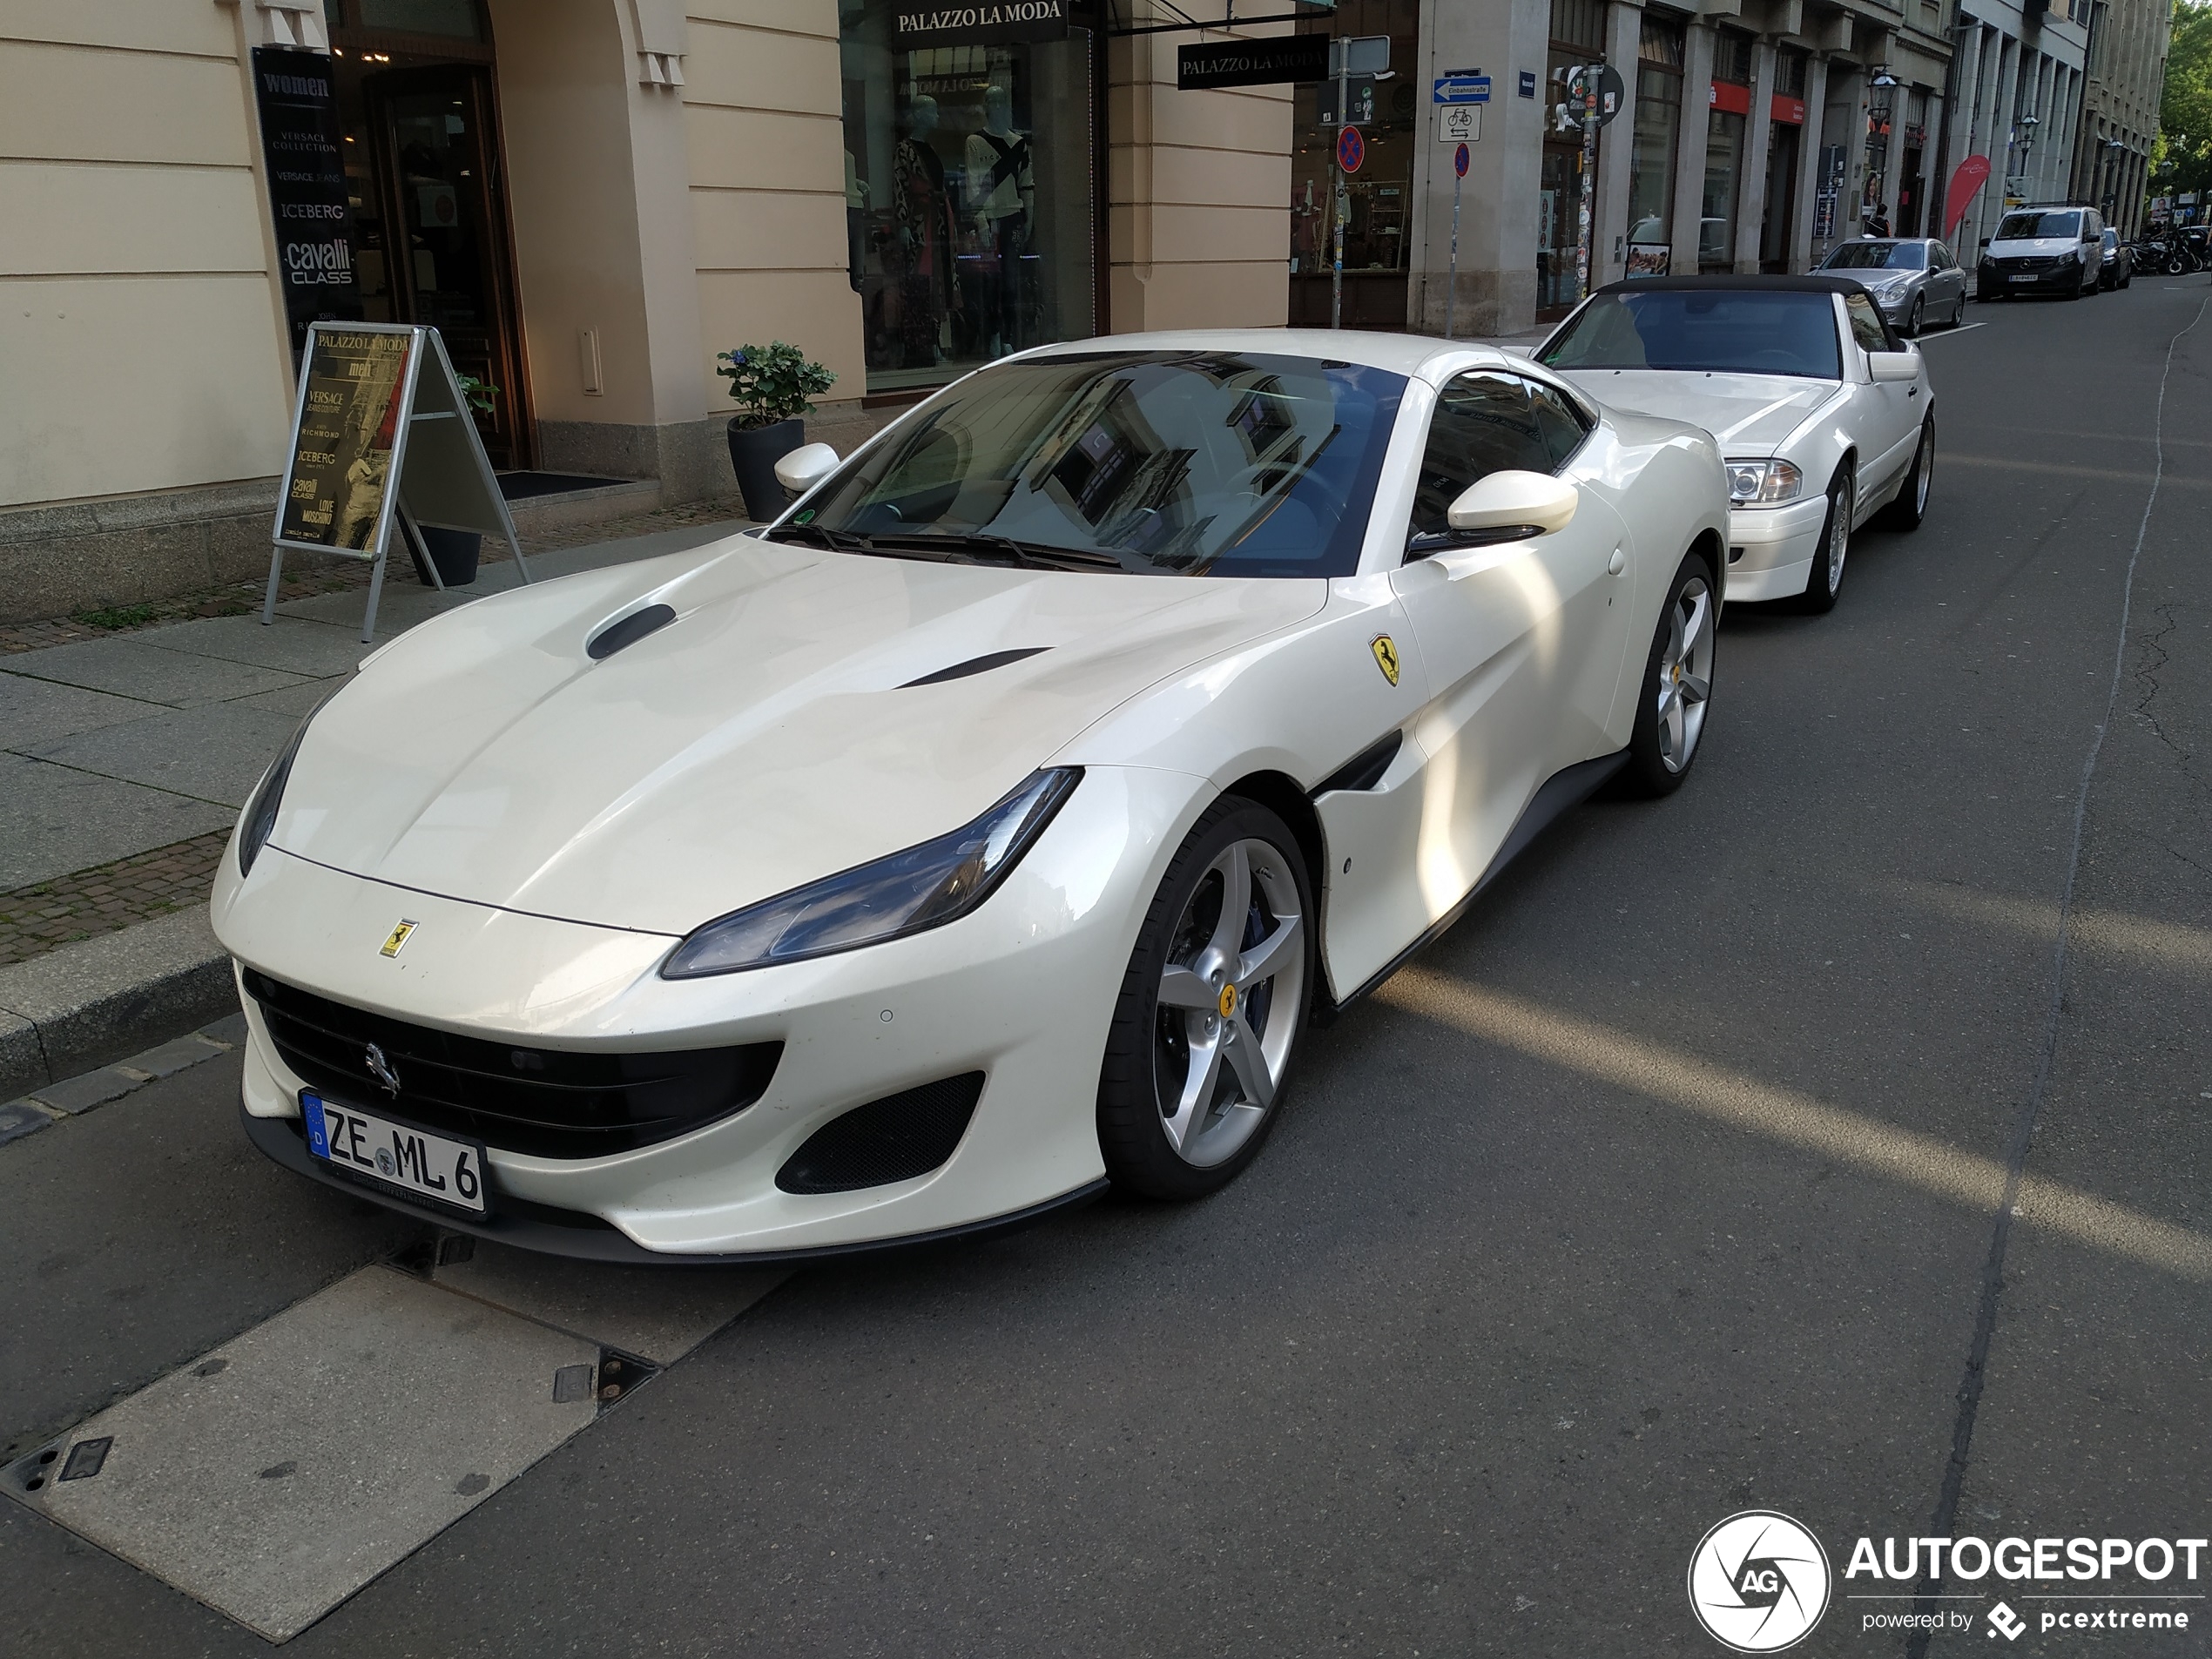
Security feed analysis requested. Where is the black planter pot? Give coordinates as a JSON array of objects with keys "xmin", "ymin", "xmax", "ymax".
[
  {"xmin": 413, "ymin": 525, "xmax": 481, "ymax": 587},
  {"xmin": 727, "ymin": 417, "xmax": 804, "ymax": 521}
]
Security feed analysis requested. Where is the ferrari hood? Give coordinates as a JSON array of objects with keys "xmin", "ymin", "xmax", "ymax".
[
  {"xmin": 1562, "ymin": 369, "xmax": 1845, "ymax": 455},
  {"xmin": 268, "ymin": 537, "xmax": 1324, "ymax": 937}
]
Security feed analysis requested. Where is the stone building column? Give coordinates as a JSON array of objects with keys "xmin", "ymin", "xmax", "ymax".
[
  {"xmin": 1669, "ymin": 21, "xmax": 1716, "ymax": 271},
  {"xmin": 1734, "ymin": 38, "xmax": 1778, "ymax": 271},
  {"xmin": 1592, "ymin": 0, "xmax": 1643, "ymax": 287},
  {"xmin": 1789, "ymin": 51, "xmax": 1828, "ymax": 270}
]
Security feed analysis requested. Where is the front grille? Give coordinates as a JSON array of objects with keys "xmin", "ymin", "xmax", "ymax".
[
  {"xmin": 243, "ymin": 968, "xmax": 781, "ymax": 1159},
  {"xmin": 1990, "ymin": 256, "xmax": 2056, "ymax": 273},
  {"xmin": 776, "ymin": 1073, "xmax": 984, "ymax": 1194}
]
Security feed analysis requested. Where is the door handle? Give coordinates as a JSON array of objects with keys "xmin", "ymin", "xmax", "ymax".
[{"xmin": 1607, "ymin": 546, "xmax": 1627, "ymax": 576}]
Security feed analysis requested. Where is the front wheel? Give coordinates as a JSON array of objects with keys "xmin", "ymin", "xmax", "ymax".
[
  {"xmin": 1905, "ymin": 296, "xmax": 1924, "ymax": 337},
  {"xmin": 1097, "ymin": 800, "xmax": 1314, "ymax": 1200},
  {"xmin": 1881, "ymin": 415, "xmax": 1935, "ymax": 531},
  {"xmin": 1617, "ymin": 553, "xmax": 1717, "ymax": 798},
  {"xmin": 1801, "ymin": 469, "xmax": 1852, "ymax": 614}
]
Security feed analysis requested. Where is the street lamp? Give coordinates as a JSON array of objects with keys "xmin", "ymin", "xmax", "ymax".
[
  {"xmin": 2007, "ymin": 112, "xmax": 2040, "ymax": 202},
  {"xmin": 2101, "ymin": 135, "xmax": 2125, "ymax": 219},
  {"xmin": 1866, "ymin": 69, "xmax": 1899, "ymax": 227}
]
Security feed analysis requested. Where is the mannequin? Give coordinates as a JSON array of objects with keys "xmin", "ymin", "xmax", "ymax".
[
  {"xmin": 893, "ymin": 96, "xmax": 960, "ymax": 368},
  {"xmin": 964, "ymin": 84, "xmax": 1034, "ymax": 354}
]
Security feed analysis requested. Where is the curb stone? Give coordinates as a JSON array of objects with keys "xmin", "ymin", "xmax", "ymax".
[
  {"xmin": 0, "ymin": 910, "xmax": 237, "ymax": 1103},
  {"xmin": 1, "ymin": 1015, "xmax": 244, "ymax": 1148}
]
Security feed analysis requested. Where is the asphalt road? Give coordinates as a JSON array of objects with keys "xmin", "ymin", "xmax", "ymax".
[{"xmin": 4, "ymin": 280, "xmax": 2209, "ymax": 1658}]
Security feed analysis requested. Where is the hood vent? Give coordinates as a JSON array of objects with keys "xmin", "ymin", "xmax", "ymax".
[
  {"xmin": 900, "ymin": 646, "xmax": 1049, "ymax": 688},
  {"xmin": 586, "ymin": 604, "xmax": 677, "ymax": 662}
]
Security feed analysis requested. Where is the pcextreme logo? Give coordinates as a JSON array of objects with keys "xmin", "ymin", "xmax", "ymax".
[{"xmin": 1688, "ymin": 1511, "xmax": 1833, "ymax": 1652}]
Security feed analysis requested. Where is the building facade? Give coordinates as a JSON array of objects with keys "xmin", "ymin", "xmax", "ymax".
[
  {"xmin": 1932, "ymin": 0, "xmax": 2091, "ymax": 266},
  {"xmin": 0, "ymin": 0, "xmax": 1297, "ymax": 622},
  {"xmin": 2065, "ymin": 0, "xmax": 2167, "ymax": 233},
  {"xmin": 1389, "ymin": 0, "xmax": 1962, "ymax": 335}
]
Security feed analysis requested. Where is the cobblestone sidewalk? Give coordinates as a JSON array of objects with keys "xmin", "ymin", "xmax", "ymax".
[{"xmin": 0, "ymin": 832, "xmax": 232, "ymax": 968}]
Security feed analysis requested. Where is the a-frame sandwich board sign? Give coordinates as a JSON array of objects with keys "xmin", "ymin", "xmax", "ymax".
[{"xmin": 265, "ymin": 321, "xmax": 532, "ymax": 644}]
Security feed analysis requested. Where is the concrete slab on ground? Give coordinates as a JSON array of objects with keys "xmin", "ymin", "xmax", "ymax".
[
  {"xmin": 139, "ymin": 614, "xmax": 382, "ymax": 678},
  {"xmin": 11, "ymin": 1264, "xmax": 599, "ymax": 1643},
  {"xmin": 0, "ymin": 672, "xmax": 156, "ymax": 748},
  {"xmin": 233, "ymin": 676, "xmax": 347, "ymax": 718},
  {"xmin": 0, "ymin": 753, "xmax": 235, "ymax": 890},
  {"xmin": 431, "ymin": 1242, "xmax": 787, "ymax": 1366},
  {"xmin": 18, "ymin": 702, "xmax": 305, "ymax": 810},
  {"xmin": 0, "ymin": 637, "xmax": 311, "ymax": 708}
]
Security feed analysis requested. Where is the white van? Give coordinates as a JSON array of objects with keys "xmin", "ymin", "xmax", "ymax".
[{"xmin": 1976, "ymin": 205, "xmax": 2105, "ymax": 300}]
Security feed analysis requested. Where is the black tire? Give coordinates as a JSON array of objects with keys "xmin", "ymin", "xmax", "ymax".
[
  {"xmin": 1905, "ymin": 296, "xmax": 1924, "ymax": 337},
  {"xmin": 1881, "ymin": 414, "xmax": 1935, "ymax": 531},
  {"xmin": 1097, "ymin": 799, "xmax": 1315, "ymax": 1201},
  {"xmin": 1800, "ymin": 468, "xmax": 1852, "ymax": 614},
  {"xmin": 1617, "ymin": 551, "xmax": 1718, "ymax": 798}
]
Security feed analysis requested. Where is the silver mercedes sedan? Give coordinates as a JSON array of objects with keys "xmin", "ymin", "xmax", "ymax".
[{"xmin": 1815, "ymin": 238, "xmax": 1969, "ymax": 336}]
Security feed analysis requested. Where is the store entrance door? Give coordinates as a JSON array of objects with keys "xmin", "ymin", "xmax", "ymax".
[{"xmin": 358, "ymin": 64, "xmax": 526, "ymax": 467}]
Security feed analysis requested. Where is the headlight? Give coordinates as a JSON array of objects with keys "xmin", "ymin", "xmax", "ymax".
[
  {"xmin": 236, "ymin": 697, "xmax": 332, "ymax": 877},
  {"xmin": 1724, "ymin": 458, "xmax": 1804, "ymax": 505},
  {"xmin": 660, "ymin": 768, "xmax": 1082, "ymax": 979}
]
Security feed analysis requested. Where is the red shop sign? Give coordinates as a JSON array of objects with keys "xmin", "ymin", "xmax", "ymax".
[
  {"xmin": 1770, "ymin": 94, "xmax": 1805, "ymax": 125},
  {"xmin": 1709, "ymin": 80, "xmax": 1752, "ymax": 116}
]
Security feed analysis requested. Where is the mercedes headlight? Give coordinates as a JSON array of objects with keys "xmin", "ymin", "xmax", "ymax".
[
  {"xmin": 236, "ymin": 697, "xmax": 332, "ymax": 877},
  {"xmin": 1724, "ymin": 458, "xmax": 1804, "ymax": 505},
  {"xmin": 660, "ymin": 768, "xmax": 1082, "ymax": 978}
]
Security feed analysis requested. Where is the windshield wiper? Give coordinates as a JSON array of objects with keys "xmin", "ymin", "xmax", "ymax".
[
  {"xmin": 765, "ymin": 521, "xmax": 876, "ymax": 554},
  {"xmin": 867, "ymin": 532, "xmax": 1126, "ymax": 573}
]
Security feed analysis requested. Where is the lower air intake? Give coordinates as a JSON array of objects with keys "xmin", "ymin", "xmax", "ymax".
[{"xmin": 776, "ymin": 1073, "xmax": 985, "ymax": 1194}]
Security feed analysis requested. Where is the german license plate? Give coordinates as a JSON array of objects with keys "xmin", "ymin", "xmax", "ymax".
[
  {"xmin": 2009, "ymin": 273, "xmax": 2037, "ymax": 282},
  {"xmin": 300, "ymin": 1091, "xmax": 488, "ymax": 1214}
]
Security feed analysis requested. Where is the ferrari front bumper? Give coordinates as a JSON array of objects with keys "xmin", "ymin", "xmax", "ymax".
[{"xmin": 214, "ymin": 766, "xmax": 1202, "ymax": 1258}]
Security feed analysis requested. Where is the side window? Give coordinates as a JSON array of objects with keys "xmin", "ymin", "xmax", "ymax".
[
  {"xmin": 1932, "ymin": 242, "xmax": 1952, "ymax": 269},
  {"xmin": 1408, "ymin": 373, "xmax": 1558, "ymax": 537},
  {"xmin": 1844, "ymin": 293, "xmax": 1892, "ymax": 354},
  {"xmin": 1527, "ymin": 380, "xmax": 1592, "ymax": 469}
]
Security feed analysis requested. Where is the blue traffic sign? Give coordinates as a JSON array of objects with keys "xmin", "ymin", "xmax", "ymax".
[
  {"xmin": 1454, "ymin": 142, "xmax": 1470, "ymax": 178},
  {"xmin": 1432, "ymin": 74, "xmax": 1491, "ymax": 104}
]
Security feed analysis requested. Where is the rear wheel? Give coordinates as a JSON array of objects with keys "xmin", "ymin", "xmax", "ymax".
[
  {"xmin": 1881, "ymin": 415, "xmax": 1935, "ymax": 530},
  {"xmin": 1097, "ymin": 800, "xmax": 1314, "ymax": 1200},
  {"xmin": 1617, "ymin": 552, "xmax": 1716, "ymax": 798},
  {"xmin": 1801, "ymin": 469, "xmax": 1852, "ymax": 614}
]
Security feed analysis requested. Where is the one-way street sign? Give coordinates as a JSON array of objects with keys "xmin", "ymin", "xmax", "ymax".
[{"xmin": 1433, "ymin": 74, "xmax": 1491, "ymax": 104}]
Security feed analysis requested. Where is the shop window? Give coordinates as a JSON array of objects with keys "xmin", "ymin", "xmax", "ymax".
[
  {"xmin": 1628, "ymin": 15, "xmax": 1683, "ymax": 273},
  {"xmin": 1712, "ymin": 30, "xmax": 1753, "ymax": 88},
  {"xmin": 1776, "ymin": 48, "xmax": 1807, "ymax": 98},
  {"xmin": 1703, "ymin": 106, "xmax": 1747, "ymax": 271},
  {"xmin": 1288, "ymin": 0, "xmax": 1419, "ymax": 328},
  {"xmin": 839, "ymin": 10, "xmax": 1099, "ymax": 395}
]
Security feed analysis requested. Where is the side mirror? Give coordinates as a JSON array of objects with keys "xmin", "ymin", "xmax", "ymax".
[
  {"xmin": 1446, "ymin": 469, "xmax": 1579, "ymax": 538},
  {"xmin": 1868, "ymin": 350, "xmax": 1919, "ymax": 382},
  {"xmin": 773, "ymin": 442, "xmax": 840, "ymax": 496}
]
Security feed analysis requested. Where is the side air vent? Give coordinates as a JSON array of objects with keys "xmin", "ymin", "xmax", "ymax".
[
  {"xmin": 1312, "ymin": 730, "xmax": 1403, "ymax": 796},
  {"xmin": 776, "ymin": 1072, "xmax": 985, "ymax": 1193},
  {"xmin": 900, "ymin": 647, "xmax": 1049, "ymax": 688},
  {"xmin": 587, "ymin": 604, "xmax": 677, "ymax": 661}
]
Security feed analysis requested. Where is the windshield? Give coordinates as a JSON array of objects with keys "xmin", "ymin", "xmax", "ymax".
[
  {"xmin": 784, "ymin": 351, "xmax": 1405, "ymax": 578},
  {"xmin": 1996, "ymin": 210, "xmax": 2081, "ymax": 240},
  {"xmin": 1822, "ymin": 240, "xmax": 1925, "ymax": 270},
  {"xmin": 1538, "ymin": 289, "xmax": 1843, "ymax": 380}
]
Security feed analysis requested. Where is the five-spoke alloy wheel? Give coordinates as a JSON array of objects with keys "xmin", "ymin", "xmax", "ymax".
[
  {"xmin": 1621, "ymin": 552, "xmax": 1718, "ymax": 797},
  {"xmin": 1099, "ymin": 801, "xmax": 1314, "ymax": 1198}
]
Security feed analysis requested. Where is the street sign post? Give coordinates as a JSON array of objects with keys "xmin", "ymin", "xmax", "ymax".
[
  {"xmin": 1561, "ymin": 64, "xmax": 1622, "ymax": 303},
  {"xmin": 1431, "ymin": 73, "xmax": 1492, "ymax": 104},
  {"xmin": 1446, "ymin": 142, "xmax": 1469, "ymax": 339},
  {"xmin": 1438, "ymin": 105, "xmax": 1480, "ymax": 144}
]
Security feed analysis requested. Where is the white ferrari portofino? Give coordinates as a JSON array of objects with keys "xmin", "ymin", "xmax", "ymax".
[
  {"xmin": 1536, "ymin": 276, "xmax": 1936, "ymax": 611},
  {"xmin": 213, "ymin": 329, "xmax": 1729, "ymax": 1261}
]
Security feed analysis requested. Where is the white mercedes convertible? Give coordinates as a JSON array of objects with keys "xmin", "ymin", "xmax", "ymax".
[
  {"xmin": 1535, "ymin": 276, "xmax": 1935, "ymax": 611},
  {"xmin": 213, "ymin": 330, "xmax": 1729, "ymax": 1262}
]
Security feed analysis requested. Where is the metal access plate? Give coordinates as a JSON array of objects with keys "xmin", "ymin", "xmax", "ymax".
[{"xmin": 14, "ymin": 1266, "xmax": 597, "ymax": 1642}]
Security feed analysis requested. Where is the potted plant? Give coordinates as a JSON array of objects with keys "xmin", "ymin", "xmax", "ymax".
[
  {"xmin": 410, "ymin": 373, "xmax": 499, "ymax": 587},
  {"xmin": 718, "ymin": 342, "xmax": 836, "ymax": 520}
]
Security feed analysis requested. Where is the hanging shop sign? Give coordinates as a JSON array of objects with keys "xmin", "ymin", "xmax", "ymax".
[
  {"xmin": 892, "ymin": 0, "xmax": 1068, "ymax": 50},
  {"xmin": 267, "ymin": 322, "xmax": 531, "ymax": 644},
  {"xmin": 1177, "ymin": 34, "xmax": 1330, "ymax": 89},
  {"xmin": 249, "ymin": 45, "xmax": 362, "ymax": 355}
]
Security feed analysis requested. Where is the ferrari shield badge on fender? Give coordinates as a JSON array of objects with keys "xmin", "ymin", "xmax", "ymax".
[
  {"xmin": 379, "ymin": 920, "xmax": 417, "ymax": 958},
  {"xmin": 1370, "ymin": 635, "xmax": 1400, "ymax": 687}
]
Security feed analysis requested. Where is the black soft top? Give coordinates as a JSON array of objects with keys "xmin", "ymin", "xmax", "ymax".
[{"xmin": 1591, "ymin": 274, "xmax": 1869, "ymax": 297}]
